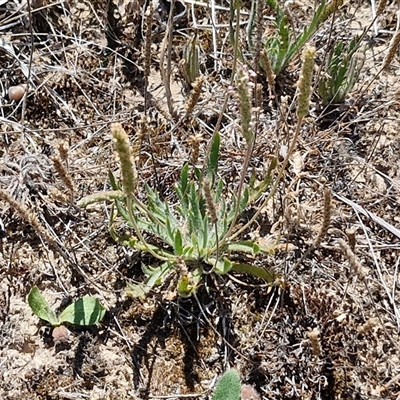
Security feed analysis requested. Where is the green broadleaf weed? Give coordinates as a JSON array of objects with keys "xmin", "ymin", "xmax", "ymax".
[
  {"xmin": 28, "ymin": 286, "xmax": 59, "ymax": 326},
  {"xmin": 28, "ymin": 286, "xmax": 106, "ymax": 327},
  {"xmin": 58, "ymin": 297, "xmax": 106, "ymax": 326}
]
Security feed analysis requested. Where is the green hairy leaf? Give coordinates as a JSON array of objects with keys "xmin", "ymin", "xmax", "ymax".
[
  {"xmin": 213, "ymin": 258, "xmax": 234, "ymax": 275},
  {"xmin": 207, "ymin": 131, "xmax": 220, "ymax": 181},
  {"xmin": 127, "ymin": 262, "xmax": 173, "ymax": 299},
  {"xmin": 212, "ymin": 369, "xmax": 241, "ymax": 400},
  {"xmin": 231, "ymin": 263, "xmax": 277, "ymax": 282},
  {"xmin": 28, "ymin": 287, "xmax": 106, "ymax": 327},
  {"xmin": 28, "ymin": 286, "xmax": 59, "ymax": 326},
  {"xmin": 58, "ymin": 296, "xmax": 106, "ymax": 326}
]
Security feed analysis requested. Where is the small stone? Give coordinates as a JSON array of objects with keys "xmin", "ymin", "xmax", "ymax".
[
  {"xmin": 241, "ymin": 384, "xmax": 260, "ymax": 400},
  {"xmin": 8, "ymin": 85, "xmax": 26, "ymax": 101},
  {"xmin": 52, "ymin": 325, "xmax": 70, "ymax": 343}
]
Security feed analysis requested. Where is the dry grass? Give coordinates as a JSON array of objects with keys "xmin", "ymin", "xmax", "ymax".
[{"xmin": 1, "ymin": 0, "xmax": 400, "ymax": 399}]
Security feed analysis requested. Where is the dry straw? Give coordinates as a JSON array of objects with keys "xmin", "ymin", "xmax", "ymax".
[
  {"xmin": 307, "ymin": 328, "xmax": 322, "ymax": 356},
  {"xmin": 376, "ymin": 0, "xmax": 388, "ymax": 16},
  {"xmin": 188, "ymin": 133, "xmax": 202, "ymax": 165},
  {"xmin": 345, "ymin": 227, "xmax": 356, "ymax": 251},
  {"xmin": 144, "ymin": 1, "xmax": 153, "ymax": 79},
  {"xmin": 337, "ymin": 238, "xmax": 366, "ymax": 281},
  {"xmin": 0, "ymin": 189, "xmax": 54, "ymax": 246},
  {"xmin": 51, "ymin": 154, "xmax": 74, "ymax": 201},
  {"xmin": 357, "ymin": 317, "xmax": 379, "ymax": 334},
  {"xmin": 313, "ymin": 188, "xmax": 331, "ymax": 247},
  {"xmin": 133, "ymin": 115, "xmax": 146, "ymax": 165},
  {"xmin": 58, "ymin": 140, "xmax": 69, "ymax": 163},
  {"xmin": 291, "ymin": 187, "xmax": 331, "ymax": 271},
  {"xmin": 382, "ymin": 29, "xmax": 400, "ymax": 70},
  {"xmin": 186, "ymin": 75, "xmax": 205, "ymax": 116},
  {"xmin": 111, "ymin": 123, "xmax": 137, "ymax": 197},
  {"xmin": 260, "ymin": 49, "xmax": 276, "ymax": 98},
  {"xmin": 203, "ymin": 178, "xmax": 218, "ymax": 224}
]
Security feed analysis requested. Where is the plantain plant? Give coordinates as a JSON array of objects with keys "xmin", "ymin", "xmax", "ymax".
[
  {"xmin": 261, "ymin": 0, "xmax": 342, "ymax": 76},
  {"xmin": 78, "ymin": 123, "xmax": 278, "ymax": 299},
  {"xmin": 318, "ymin": 36, "xmax": 365, "ymax": 105},
  {"xmin": 78, "ymin": 45, "xmax": 316, "ymax": 300}
]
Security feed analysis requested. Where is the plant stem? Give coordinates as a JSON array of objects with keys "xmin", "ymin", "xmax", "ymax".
[
  {"xmin": 228, "ymin": 117, "xmax": 303, "ymax": 242},
  {"xmin": 159, "ymin": 0, "xmax": 176, "ymax": 118},
  {"xmin": 215, "ymin": 139, "xmax": 254, "ymax": 251},
  {"xmin": 202, "ymin": 0, "xmax": 243, "ymax": 180}
]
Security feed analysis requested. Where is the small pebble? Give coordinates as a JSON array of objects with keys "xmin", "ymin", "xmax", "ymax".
[
  {"xmin": 241, "ymin": 384, "xmax": 260, "ymax": 400},
  {"xmin": 52, "ymin": 325, "xmax": 70, "ymax": 343},
  {"xmin": 8, "ymin": 85, "xmax": 26, "ymax": 101}
]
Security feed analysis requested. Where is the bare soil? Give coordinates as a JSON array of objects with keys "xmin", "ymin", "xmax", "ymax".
[{"xmin": 1, "ymin": 1, "xmax": 400, "ymax": 399}]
